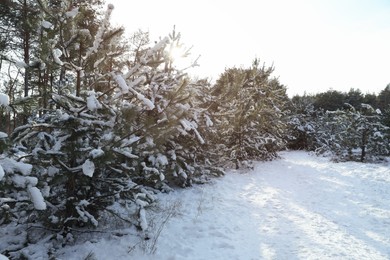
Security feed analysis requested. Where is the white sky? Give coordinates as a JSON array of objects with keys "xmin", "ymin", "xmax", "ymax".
[{"xmin": 109, "ymin": 0, "xmax": 390, "ymax": 97}]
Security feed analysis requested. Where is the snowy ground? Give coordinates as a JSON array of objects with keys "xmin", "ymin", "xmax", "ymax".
[{"xmin": 3, "ymin": 151, "xmax": 390, "ymax": 259}]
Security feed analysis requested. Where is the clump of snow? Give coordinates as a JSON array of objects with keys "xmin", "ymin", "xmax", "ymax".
[
  {"xmin": 0, "ymin": 132, "xmax": 7, "ymax": 139},
  {"xmin": 136, "ymin": 92, "xmax": 155, "ymax": 110},
  {"xmin": 0, "ymin": 93, "xmax": 9, "ymax": 107},
  {"xmin": 93, "ymin": 57, "xmax": 105, "ymax": 68},
  {"xmin": 113, "ymin": 74, "xmax": 129, "ymax": 94},
  {"xmin": 86, "ymin": 91, "xmax": 102, "ymax": 111},
  {"xmin": 12, "ymin": 175, "xmax": 38, "ymax": 188},
  {"xmin": 65, "ymin": 7, "xmax": 79, "ymax": 18},
  {"xmin": 76, "ymin": 200, "xmax": 98, "ymax": 226},
  {"xmin": 41, "ymin": 20, "xmax": 53, "ymax": 29},
  {"xmin": 149, "ymin": 154, "xmax": 168, "ymax": 167},
  {"xmin": 179, "ymin": 119, "xmax": 192, "ymax": 131},
  {"xmin": 52, "ymin": 48, "xmax": 63, "ymax": 65},
  {"xmin": 89, "ymin": 148, "xmax": 104, "ymax": 159},
  {"xmin": 28, "ymin": 186, "xmax": 46, "ymax": 210},
  {"xmin": 139, "ymin": 208, "xmax": 148, "ymax": 231},
  {"xmin": 0, "ymin": 158, "xmax": 32, "ymax": 176},
  {"xmin": 82, "ymin": 159, "xmax": 95, "ymax": 177},
  {"xmin": 15, "ymin": 60, "xmax": 28, "ymax": 68},
  {"xmin": 47, "ymin": 166, "xmax": 59, "ymax": 176},
  {"xmin": 141, "ymin": 162, "xmax": 165, "ymax": 181},
  {"xmin": 205, "ymin": 114, "xmax": 214, "ymax": 127},
  {"xmin": 0, "ymin": 165, "xmax": 4, "ymax": 181},
  {"xmin": 0, "ymin": 254, "xmax": 9, "ymax": 260},
  {"xmin": 113, "ymin": 147, "xmax": 138, "ymax": 159},
  {"xmin": 121, "ymin": 136, "xmax": 141, "ymax": 146}
]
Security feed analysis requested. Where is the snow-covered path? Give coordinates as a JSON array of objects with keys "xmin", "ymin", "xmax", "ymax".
[{"xmin": 60, "ymin": 151, "xmax": 390, "ymax": 260}]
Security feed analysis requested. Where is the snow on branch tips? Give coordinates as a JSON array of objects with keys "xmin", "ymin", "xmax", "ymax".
[
  {"xmin": 180, "ymin": 119, "xmax": 205, "ymax": 144},
  {"xmin": 113, "ymin": 74, "xmax": 155, "ymax": 110}
]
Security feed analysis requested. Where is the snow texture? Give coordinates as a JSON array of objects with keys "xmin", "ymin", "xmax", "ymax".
[
  {"xmin": 28, "ymin": 186, "xmax": 46, "ymax": 210},
  {"xmin": 0, "ymin": 254, "xmax": 9, "ymax": 260},
  {"xmin": 82, "ymin": 159, "xmax": 95, "ymax": 177},
  {"xmin": 0, "ymin": 93, "xmax": 9, "ymax": 107},
  {"xmin": 55, "ymin": 151, "xmax": 390, "ymax": 259}
]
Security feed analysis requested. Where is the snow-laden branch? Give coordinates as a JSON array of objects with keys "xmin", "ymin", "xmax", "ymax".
[
  {"xmin": 113, "ymin": 74, "xmax": 155, "ymax": 110},
  {"xmin": 180, "ymin": 119, "xmax": 205, "ymax": 144},
  {"xmin": 84, "ymin": 4, "xmax": 114, "ymax": 60}
]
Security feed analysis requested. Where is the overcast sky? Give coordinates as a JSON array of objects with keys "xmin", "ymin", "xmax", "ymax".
[{"xmin": 110, "ymin": 0, "xmax": 390, "ymax": 97}]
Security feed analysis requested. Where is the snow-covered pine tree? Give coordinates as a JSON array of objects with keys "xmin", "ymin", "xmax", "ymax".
[
  {"xmin": 6, "ymin": 4, "xmax": 213, "ymax": 238},
  {"xmin": 356, "ymin": 104, "xmax": 389, "ymax": 161},
  {"xmin": 314, "ymin": 104, "xmax": 389, "ymax": 162},
  {"xmin": 377, "ymin": 85, "xmax": 390, "ymax": 129},
  {"xmin": 287, "ymin": 94, "xmax": 318, "ymax": 150},
  {"xmin": 8, "ymin": 1, "xmax": 126, "ymax": 231},
  {"xmin": 111, "ymin": 28, "xmax": 217, "ymax": 189},
  {"xmin": 210, "ymin": 60, "xmax": 288, "ymax": 168}
]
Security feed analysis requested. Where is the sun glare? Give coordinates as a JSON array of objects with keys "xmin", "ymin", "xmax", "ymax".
[
  {"xmin": 167, "ymin": 45, "xmax": 189, "ymax": 69},
  {"xmin": 168, "ymin": 45, "xmax": 186, "ymax": 61}
]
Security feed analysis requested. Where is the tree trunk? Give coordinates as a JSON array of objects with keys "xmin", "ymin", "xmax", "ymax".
[
  {"xmin": 360, "ymin": 129, "xmax": 368, "ymax": 162},
  {"xmin": 23, "ymin": 0, "xmax": 30, "ymax": 97}
]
